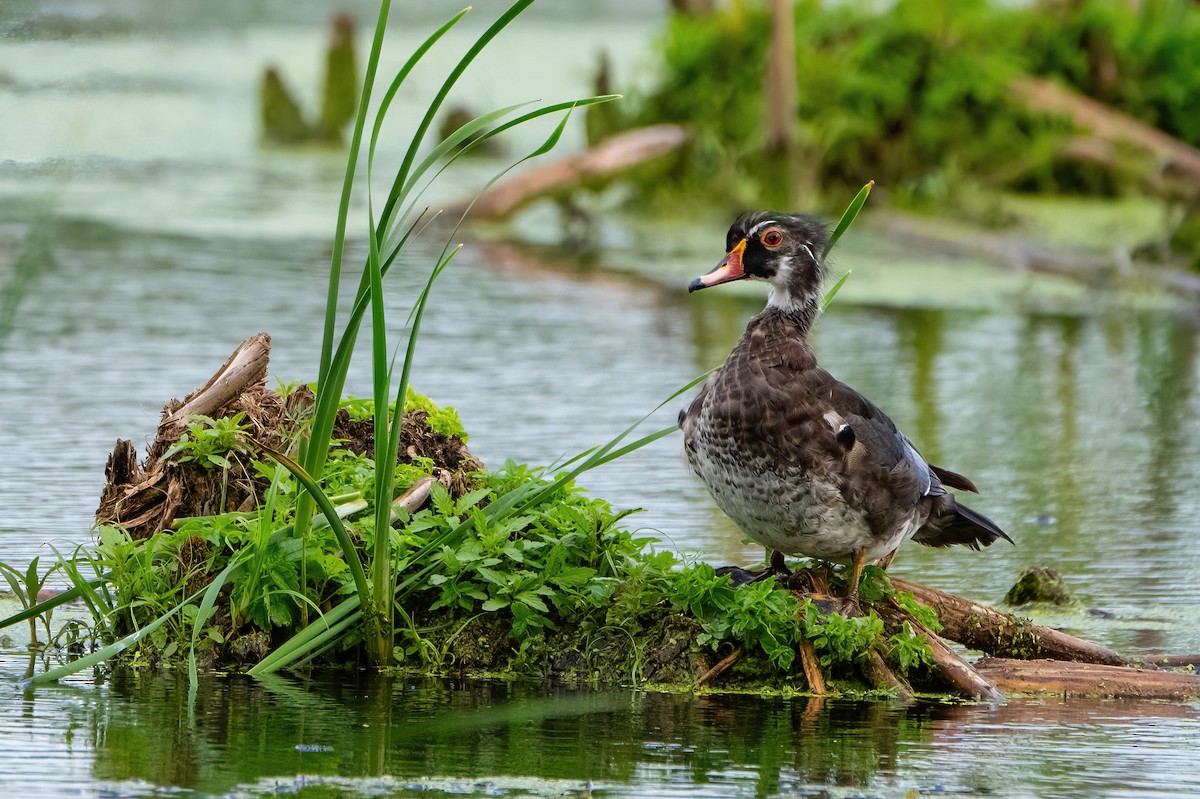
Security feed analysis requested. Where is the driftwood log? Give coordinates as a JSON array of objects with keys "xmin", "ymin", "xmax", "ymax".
[{"xmin": 976, "ymin": 658, "xmax": 1200, "ymax": 701}]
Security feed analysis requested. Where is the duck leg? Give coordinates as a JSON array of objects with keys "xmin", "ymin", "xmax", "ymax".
[
  {"xmin": 716, "ymin": 549, "xmax": 792, "ymax": 587},
  {"xmin": 846, "ymin": 547, "xmax": 868, "ymax": 600}
]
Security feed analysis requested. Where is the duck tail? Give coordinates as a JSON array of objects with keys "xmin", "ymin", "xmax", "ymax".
[{"xmin": 914, "ymin": 500, "xmax": 1013, "ymax": 550}]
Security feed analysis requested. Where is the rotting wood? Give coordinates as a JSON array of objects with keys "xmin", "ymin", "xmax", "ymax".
[
  {"xmin": 975, "ymin": 657, "xmax": 1200, "ymax": 700},
  {"xmin": 445, "ymin": 125, "xmax": 687, "ymax": 222},
  {"xmin": 860, "ymin": 645, "xmax": 913, "ymax": 700},
  {"xmin": 159, "ymin": 332, "xmax": 271, "ymax": 437},
  {"xmin": 890, "ymin": 578, "xmax": 1132, "ymax": 667}
]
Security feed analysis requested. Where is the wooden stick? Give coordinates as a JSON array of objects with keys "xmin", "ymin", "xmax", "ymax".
[
  {"xmin": 976, "ymin": 658, "xmax": 1200, "ymax": 700},
  {"xmin": 891, "ymin": 577, "xmax": 1132, "ymax": 667},
  {"xmin": 797, "ymin": 639, "xmax": 826, "ymax": 695},
  {"xmin": 390, "ymin": 476, "xmax": 435, "ymax": 522},
  {"xmin": 696, "ymin": 647, "xmax": 742, "ymax": 687}
]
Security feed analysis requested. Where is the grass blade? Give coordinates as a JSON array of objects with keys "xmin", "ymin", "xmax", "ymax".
[
  {"xmin": 247, "ymin": 438, "xmax": 372, "ymax": 605},
  {"xmin": 822, "ymin": 180, "xmax": 874, "ymax": 260},
  {"xmin": 378, "ymin": 0, "xmax": 537, "ymax": 233},
  {"xmin": 0, "ymin": 576, "xmax": 109, "ymax": 630},
  {"xmin": 820, "ymin": 269, "xmax": 852, "ymax": 311}
]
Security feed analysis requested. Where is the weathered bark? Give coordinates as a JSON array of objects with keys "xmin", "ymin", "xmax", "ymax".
[
  {"xmin": 97, "ymin": 333, "xmax": 273, "ymax": 537},
  {"xmin": 446, "ymin": 125, "xmax": 687, "ymax": 222},
  {"xmin": 976, "ymin": 658, "xmax": 1200, "ymax": 700},
  {"xmin": 878, "ymin": 603, "xmax": 1003, "ymax": 701},
  {"xmin": 158, "ymin": 332, "xmax": 271, "ymax": 440},
  {"xmin": 891, "ymin": 578, "xmax": 1132, "ymax": 667}
]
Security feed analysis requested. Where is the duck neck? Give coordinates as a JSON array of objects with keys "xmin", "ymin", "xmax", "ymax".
[{"xmin": 765, "ymin": 290, "xmax": 820, "ymax": 338}]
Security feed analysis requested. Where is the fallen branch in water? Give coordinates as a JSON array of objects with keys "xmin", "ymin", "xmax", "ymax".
[
  {"xmin": 446, "ymin": 124, "xmax": 687, "ymax": 222},
  {"xmin": 890, "ymin": 577, "xmax": 1131, "ymax": 666},
  {"xmin": 976, "ymin": 658, "xmax": 1200, "ymax": 700}
]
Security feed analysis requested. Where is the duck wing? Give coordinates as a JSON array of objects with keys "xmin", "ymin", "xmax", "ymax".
[{"xmin": 822, "ymin": 374, "xmax": 1011, "ymax": 549}]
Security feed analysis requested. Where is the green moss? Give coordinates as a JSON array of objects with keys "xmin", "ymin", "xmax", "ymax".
[{"xmin": 1004, "ymin": 567, "xmax": 1074, "ymax": 607}]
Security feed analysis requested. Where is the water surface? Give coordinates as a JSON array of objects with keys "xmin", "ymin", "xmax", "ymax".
[{"xmin": 2, "ymin": 2, "xmax": 1200, "ymax": 797}]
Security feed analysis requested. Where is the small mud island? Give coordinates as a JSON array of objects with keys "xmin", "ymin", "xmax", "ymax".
[{"xmin": 79, "ymin": 335, "xmax": 1200, "ymax": 701}]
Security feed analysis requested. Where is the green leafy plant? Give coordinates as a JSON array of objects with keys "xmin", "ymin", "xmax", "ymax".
[
  {"xmin": 887, "ymin": 620, "xmax": 934, "ymax": 674},
  {"xmin": 162, "ymin": 413, "xmax": 250, "ymax": 469},
  {"xmin": 0, "ymin": 557, "xmax": 61, "ymax": 647},
  {"xmin": 800, "ymin": 598, "xmax": 884, "ymax": 668}
]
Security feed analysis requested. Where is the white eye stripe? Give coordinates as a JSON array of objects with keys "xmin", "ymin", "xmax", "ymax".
[{"xmin": 746, "ymin": 220, "xmax": 778, "ymax": 239}]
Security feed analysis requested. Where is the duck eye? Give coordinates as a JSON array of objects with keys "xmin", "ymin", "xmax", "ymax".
[{"xmin": 762, "ymin": 228, "xmax": 783, "ymax": 248}]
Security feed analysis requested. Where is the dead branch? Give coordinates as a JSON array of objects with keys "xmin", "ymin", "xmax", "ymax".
[
  {"xmin": 159, "ymin": 332, "xmax": 271, "ymax": 437},
  {"xmin": 1010, "ymin": 75, "xmax": 1200, "ymax": 187},
  {"xmin": 891, "ymin": 578, "xmax": 1132, "ymax": 667},
  {"xmin": 446, "ymin": 125, "xmax": 687, "ymax": 222},
  {"xmin": 797, "ymin": 639, "xmax": 826, "ymax": 695},
  {"xmin": 878, "ymin": 602, "xmax": 1003, "ymax": 701}
]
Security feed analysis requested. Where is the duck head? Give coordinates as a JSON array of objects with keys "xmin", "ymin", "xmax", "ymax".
[{"xmin": 688, "ymin": 212, "xmax": 829, "ymax": 314}]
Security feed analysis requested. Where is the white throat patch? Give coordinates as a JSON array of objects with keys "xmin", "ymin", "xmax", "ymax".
[{"xmin": 767, "ymin": 244, "xmax": 819, "ymax": 313}]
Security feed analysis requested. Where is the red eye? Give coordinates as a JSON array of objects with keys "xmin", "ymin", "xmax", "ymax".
[{"xmin": 762, "ymin": 228, "xmax": 783, "ymax": 248}]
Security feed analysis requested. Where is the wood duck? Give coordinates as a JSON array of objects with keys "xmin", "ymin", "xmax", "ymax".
[{"xmin": 679, "ymin": 211, "xmax": 1011, "ymax": 595}]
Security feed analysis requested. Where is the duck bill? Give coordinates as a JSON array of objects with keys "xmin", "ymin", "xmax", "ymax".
[{"xmin": 689, "ymin": 238, "xmax": 747, "ymax": 293}]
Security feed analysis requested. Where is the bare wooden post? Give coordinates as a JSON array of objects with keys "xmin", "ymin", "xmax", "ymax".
[{"xmin": 764, "ymin": 0, "xmax": 797, "ymax": 156}]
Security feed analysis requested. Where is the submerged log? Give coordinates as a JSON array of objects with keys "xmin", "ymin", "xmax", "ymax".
[
  {"xmin": 975, "ymin": 658, "xmax": 1200, "ymax": 700},
  {"xmin": 890, "ymin": 578, "xmax": 1132, "ymax": 667}
]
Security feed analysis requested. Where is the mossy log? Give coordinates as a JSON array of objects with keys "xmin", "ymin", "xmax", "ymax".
[{"xmin": 890, "ymin": 578, "xmax": 1131, "ymax": 666}]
